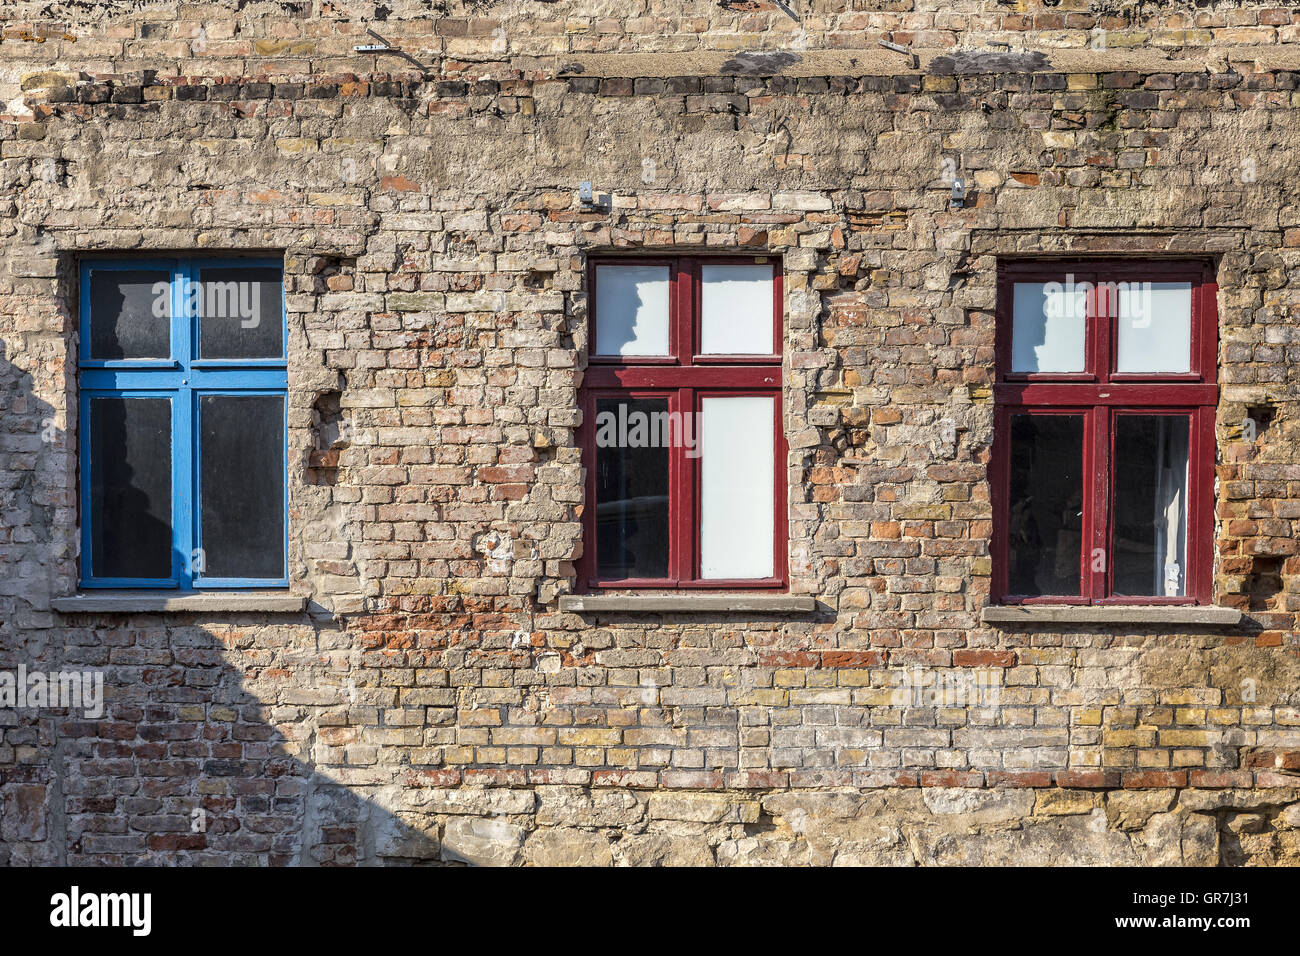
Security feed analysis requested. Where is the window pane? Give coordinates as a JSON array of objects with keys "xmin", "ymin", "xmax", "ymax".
[
  {"xmin": 594, "ymin": 265, "xmax": 670, "ymax": 356},
  {"xmin": 1007, "ymin": 414, "xmax": 1084, "ymax": 596},
  {"xmin": 1012, "ymin": 281, "xmax": 1086, "ymax": 373},
  {"xmin": 88, "ymin": 269, "xmax": 170, "ymax": 360},
  {"xmin": 700, "ymin": 264, "xmax": 774, "ymax": 354},
  {"xmin": 1113, "ymin": 415, "xmax": 1189, "ymax": 597},
  {"xmin": 197, "ymin": 267, "xmax": 285, "ymax": 359},
  {"xmin": 594, "ymin": 398, "xmax": 671, "ymax": 578},
  {"xmin": 89, "ymin": 396, "xmax": 172, "ymax": 579},
  {"xmin": 1116, "ymin": 281, "xmax": 1192, "ymax": 374},
  {"xmin": 700, "ymin": 396, "xmax": 774, "ymax": 579},
  {"xmin": 199, "ymin": 395, "xmax": 286, "ymax": 579}
]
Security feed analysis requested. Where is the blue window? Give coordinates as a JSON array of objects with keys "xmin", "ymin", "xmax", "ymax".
[{"xmin": 78, "ymin": 257, "xmax": 288, "ymax": 589}]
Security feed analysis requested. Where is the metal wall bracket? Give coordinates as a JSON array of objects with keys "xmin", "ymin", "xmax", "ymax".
[
  {"xmin": 353, "ymin": 28, "xmax": 433, "ymax": 78},
  {"xmin": 878, "ymin": 39, "xmax": 919, "ymax": 70},
  {"xmin": 951, "ymin": 178, "xmax": 966, "ymax": 208}
]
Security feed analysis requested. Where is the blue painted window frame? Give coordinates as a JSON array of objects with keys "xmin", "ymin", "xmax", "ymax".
[{"xmin": 78, "ymin": 256, "xmax": 289, "ymax": 590}]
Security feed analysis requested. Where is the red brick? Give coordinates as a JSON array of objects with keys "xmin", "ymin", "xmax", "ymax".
[
  {"xmin": 820, "ymin": 650, "xmax": 885, "ymax": 667},
  {"xmin": 1122, "ymin": 771, "xmax": 1187, "ymax": 789},
  {"xmin": 953, "ymin": 649, "xmax": 1016, "ymax": 667},
  {"xmin": 920, "ymin": 771, "xmax": 984, "ymax": 787}
]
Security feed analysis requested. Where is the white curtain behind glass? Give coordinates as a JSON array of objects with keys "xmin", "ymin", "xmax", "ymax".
[{"xmin": 1152, "ymin": 417, "xmax": 1189, "ymax": 596}]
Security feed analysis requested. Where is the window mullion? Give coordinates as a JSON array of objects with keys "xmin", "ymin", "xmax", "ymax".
[
  {"xmin": 175, "ymin": 264, "xmax": 195, "ymax": 589},
  {"xmin": 1090, "ymin": 270, "xmax": 1110, "ymax": 382},
  {"xmin": 1086, "ymin": 405, "xmax": 1110, "ymax": 602},
  {"xmin": 1087, "ymin": 276, "xmax": 1110, "ymax": 603},
  {"xmin": 674, "ymin": 258, "xmax": 696, "ymax": 582},
  {"xmin": 673, "ymin": 258, "xmax": 695, "ymax": 364},
  {"xmin": 673, "ymin": 386, "xmax": 696, "ymax": 583}
]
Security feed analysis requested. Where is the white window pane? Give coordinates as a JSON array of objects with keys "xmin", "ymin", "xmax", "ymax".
[
  {"xmin": 1012, "ymin": 282, "xmax": 1086, "ymax": 373},
  {"xmin": 700, "ymin": 396, "xmax": 774, "ymax": 579},
  {"xmin": 594, "ymin": 265, "xmax": 670, "ymax": 356},
  {"xmin": 1116, "ymin": 282, "xmax": 1192, "ymax": 374},
  {"xmin": 700, "ymin": 264, "xmax": 774, "ymax": 354}
]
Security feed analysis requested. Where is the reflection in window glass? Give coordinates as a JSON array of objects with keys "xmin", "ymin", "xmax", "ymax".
[
  {"xmin": 1116, "ymin": 281, "xmax": 1192, "ymax": 374},
  {"xmin": 88, "ymin": 269, "xmax": 170, "ymax": 360},
  {"xmin": 1012, "ymin": 281, "xmax": 1086, "ymax": 373},
  {"xmin": 1113, "ymin": 415, "xmax": 1189, "ymax": 596},
  {"xmin": 594, "ymin": 265, "xmax": 670, "ymax": 356},
  {"xmin": 89, "ymin": 396, "xmax": 173, "ymax": 579},
  {"xmin": 594, "ymin": 398, "xmax": 671, "ymax": 578},
  {"xmin": 1008, "ymin": 414, "xmax": 1084, "ymax": 596}
]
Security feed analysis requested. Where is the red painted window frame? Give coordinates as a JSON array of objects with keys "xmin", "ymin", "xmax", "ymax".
[
  {"xmin": 580, "ymin": 255, "xmax": 787, "ymax": 591},
  {"xmin": 991, "ymin": 259, "xmax": 1218, "ymax": 605}
]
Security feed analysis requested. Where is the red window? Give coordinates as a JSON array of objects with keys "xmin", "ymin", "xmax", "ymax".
[
  {"xmin": 992, "ymin": 261, "xmax": 1217, "ymax": 605},
  {"xmin": 580, "ymin": 256, "xmax": 786, "ymax": 590}
]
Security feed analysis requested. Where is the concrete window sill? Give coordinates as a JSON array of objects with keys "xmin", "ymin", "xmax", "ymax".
[
  {"xmin": 52, "ymin": 592, "xmax": 308, "ymax": 614},
  {"xmin": 558, "ymin": 594, "xmax": 817, "ymax": 614},
  {"xmin": 982, "ymin": 605, "xmax": 1241, "ymax": 626}
]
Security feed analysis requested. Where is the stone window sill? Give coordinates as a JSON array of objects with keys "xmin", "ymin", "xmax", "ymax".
[
  {"xmin": 52, "ymin": 592, "xmax": 308, "ymax": 614},
  {"xmin": 558, "ymin": 594, "xmax": 817, "ymax": 614},
  {"xmin": 982, "ymin": 605, "xmax": 1241, "ymax": 626}
]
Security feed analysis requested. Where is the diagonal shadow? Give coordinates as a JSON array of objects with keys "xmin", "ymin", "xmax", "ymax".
[{"xmin": 0, "ymin": 337, "xmax": 444, "ymax": 865}]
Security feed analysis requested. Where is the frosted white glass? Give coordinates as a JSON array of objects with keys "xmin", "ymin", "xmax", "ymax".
[
  {"xmin": 700, "ymin": 396, "xmax": 775, "ymax": 579},
  {"xmin": 1012, "ymin": 282, "xmax": 1086, "ymax": 373},
  {"xmin": 594, "ymin": 265, "xmax": 670, "ymax": 356},
  {"xmin": 1116, "ymin": 281, "xmax": 1192, "ymax": 373},
  {"xmin": 700, "ymin": 264, "xmax": 774, "ymax": 354}
]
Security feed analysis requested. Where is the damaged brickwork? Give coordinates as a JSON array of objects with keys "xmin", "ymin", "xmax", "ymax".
[{"xmin": 1, "ymin": 1, "xmax": 1300, "ymax": 865}]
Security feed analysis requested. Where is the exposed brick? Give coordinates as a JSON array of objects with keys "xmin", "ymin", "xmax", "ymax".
[{"xmin": 0, "ymin": 0, "xmax": 1297, "ymax": 871}]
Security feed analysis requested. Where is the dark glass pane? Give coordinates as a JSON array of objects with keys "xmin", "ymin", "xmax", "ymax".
[
  {"xmin": 88, "ymin": 269, "xmax": 170, "ymax": 359},
  {"xmin": 1113, "ymin": 415, "xmax": 1189, "ymax": 597},
  {"xmin": 197, "ymin": 267, "xmax": 284, "ymax": 359},
  {"xmin": 1008, "ymin": 414, "xmax": 1084, "ymax": 596},
  {"xmin": 594, "ymin": 397, "xmax": 671, "ymax": 579},
  {"xmin": 200, "ymin": 395, "xmax": 286, "ymax": 579},
  {"xmin": 89, "ymin": 397, "xmax": 172, "ymax": 579}
]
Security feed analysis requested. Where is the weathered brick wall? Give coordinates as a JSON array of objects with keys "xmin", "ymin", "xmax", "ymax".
[
  {"xmin": 2, "ymin": 2, "xmax": 1300, "ymax": 865},
  {"xmin": 5, "ymin": 0, "xmax": 1300, "ymax": 76}
]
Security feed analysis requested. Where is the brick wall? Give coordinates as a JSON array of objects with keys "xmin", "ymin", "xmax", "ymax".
[{"xmin": 2, "ymin": 1, "xmax": 1300, "ymax": 865}]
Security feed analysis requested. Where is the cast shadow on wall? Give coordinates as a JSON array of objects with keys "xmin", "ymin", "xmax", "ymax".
[{"xmin": 0, "ymin": 341, "xmax": 443, "ymax": 865}]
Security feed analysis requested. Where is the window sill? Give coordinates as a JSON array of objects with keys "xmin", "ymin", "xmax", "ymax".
[
  {"xmin": 52, "ymin": 592, "xmax": 307, "ymax": 614},
  {"xmin": 558, "ymin": 594, "xmax": 817, "ymax": 614},
  {"xmin": 982, "ymin": 605, "xmax": 1241, "ymax": 626}
]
